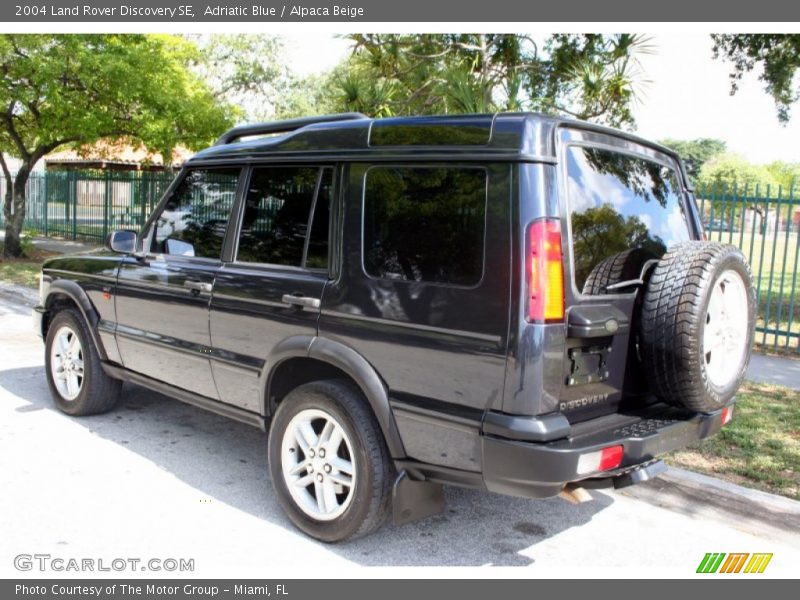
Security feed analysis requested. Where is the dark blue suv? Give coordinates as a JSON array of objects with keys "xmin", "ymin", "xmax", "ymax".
[{"xmin": 34, "ymin": 113, "xmax": 756, "ymax": 541}]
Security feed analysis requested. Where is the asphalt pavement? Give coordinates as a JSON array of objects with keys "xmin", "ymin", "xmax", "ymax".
[{"xmin": 0, "ymin": 294, "xmax": 798, "ymax": 577}]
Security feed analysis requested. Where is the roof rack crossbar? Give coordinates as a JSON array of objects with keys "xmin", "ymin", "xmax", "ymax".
[{"xmin": 215, "ymin": 113, "xmax": 369, "ymax": 146}]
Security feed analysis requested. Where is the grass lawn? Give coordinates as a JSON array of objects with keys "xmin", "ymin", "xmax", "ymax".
[
  {"xmin": 0, "ymin": 259, "xmax": 42, "ymax": 288},
  {"xmin": 706, "ymin": 229, "xmax": 799, "ymax": 352},
  {"xmin": 668, "ymin": 380, "xmax": 800, "ymax": 500}
]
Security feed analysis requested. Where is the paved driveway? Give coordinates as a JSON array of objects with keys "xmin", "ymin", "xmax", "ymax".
[{"xmin": 0, "ymin": 296, "xmax": 797, "ymax": 577}]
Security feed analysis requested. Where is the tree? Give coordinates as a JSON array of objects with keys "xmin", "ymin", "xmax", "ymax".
[
  {"xmin": 765, "ymin": 161, "xmax": 800, "ymax": 194},
  {"xmin": 0, "ymin": 34, "xmax": 231, "ymax": 258},
  {"xmin": 658, "ymin": 138, "xmax": 726, "ymax": 181},
  {"xmin": 190, "ymin": 34, "xmax": 338, "ymax": 121},
  {"xmin": 333, "ymin": 34, "xmax": 652, "ymax": 126},
  {"xmin": 712, "ymin": 34, "xmax": 800, "ymax": 123},
  {"xmin": 697, "ymin": 154, "xmax": 778, "ymax": 193}
]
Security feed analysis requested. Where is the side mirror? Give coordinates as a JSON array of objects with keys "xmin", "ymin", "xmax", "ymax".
[{"xmin": 105, "ymin": 230, "xmax": 138, "ymax": 254}]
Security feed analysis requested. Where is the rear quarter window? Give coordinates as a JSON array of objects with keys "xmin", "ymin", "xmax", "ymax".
[
  {"xmin": 566, "ymin": 146, "xmax": 691, "ymax": 290},
  {"xmin": 363, "ymin": 166, "xmax": 487, "ymax": 286}
]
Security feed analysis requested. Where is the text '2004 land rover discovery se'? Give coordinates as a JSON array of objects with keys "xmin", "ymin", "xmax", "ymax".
[{"xmin": 34, "ymin": 113, "xmax": 756, "ymax": 541}]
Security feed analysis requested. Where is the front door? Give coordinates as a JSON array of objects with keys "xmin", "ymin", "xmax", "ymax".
[{"xmin": 114, "ymin": 166, "xmax": 242, "ymax": 399}]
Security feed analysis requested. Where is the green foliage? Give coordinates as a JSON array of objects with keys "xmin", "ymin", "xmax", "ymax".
[
  {"xmin": 273, "ymin": 72, "xmax": 338, "ymax": 119},
  {"xmin": 0, "ymin": 34, "xmax": 231, "ymax": 161},
  {"xmin": 19, "ymin": 229, "xmax": 36, "ymax": 257},
  {"xmin": 0, "ymin": 34, "xmax": 232, "ymax": 257},
  {"xmin": 658, "ymin": 138, "xmax": 727, "ymax": 181},
  {"xmin": 669, "ymin": 381, "xmax": 800, "ymax": 500},
  {"xmin": 190, "ymin": 34, "xmax": 338, "ymax": 121},
  {"xmin": 712, "ymin": 34, "xmax": 800, "ymax": 123},
  {"xmin": 0, "ymin": 258, "xmax": 41, "ymax": 287},
  {"xmin": 765, "ymin": 161, "xmax": 800, "ymax": 194},
  {"xmin": 696, "ymin": 154, "xmax": 779, "ymax": 194},
  {"xmin": 331, "ymin": 34, "xmax": 652, "ymax": 126}
]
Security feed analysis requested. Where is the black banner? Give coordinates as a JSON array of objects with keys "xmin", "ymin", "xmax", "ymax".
[
  {"xmin": 3, "ymin": 0, "xmax": 800, "ymax": 22},
  {"xmin": 3, "ymin": 579, "xmax": 795, "ymax": 600}
]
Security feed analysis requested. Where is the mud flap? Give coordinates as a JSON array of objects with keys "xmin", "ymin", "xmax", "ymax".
[{"xmin": 392, "ymin": 470, "xmax": 444, "ymax": 526}]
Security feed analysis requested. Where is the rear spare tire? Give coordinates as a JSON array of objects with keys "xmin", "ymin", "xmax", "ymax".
[
  {"xmin": 583, "ymin": 248, "xmax": 655, "ymax": 295},
  {"xmin": 639, "ymin": 241, "xmax": 755, "ymax": 412}
]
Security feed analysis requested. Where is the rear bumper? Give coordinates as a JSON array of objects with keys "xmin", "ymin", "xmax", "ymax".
[{"xmin": 481, "ymin": 403, "xmax": 728, "ymax": 498}]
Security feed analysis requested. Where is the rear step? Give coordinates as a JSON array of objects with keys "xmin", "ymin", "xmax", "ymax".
[{"xmin": 481, "ymin": 402, "xmax": 729, "ymax": 498}]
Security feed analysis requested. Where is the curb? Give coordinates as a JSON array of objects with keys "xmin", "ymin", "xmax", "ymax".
[
  {"xmin": 616, "ymin": 466, "xmax": 800, "ymax": 544},
  {"xmin": 0, "ymin": 281, "xmax": 37, "ymax": 307}
]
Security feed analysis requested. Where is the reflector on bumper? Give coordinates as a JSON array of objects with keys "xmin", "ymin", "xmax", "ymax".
[{"xmin": 576, "ymin": 444, "xmax": 624, "ymax": 475}]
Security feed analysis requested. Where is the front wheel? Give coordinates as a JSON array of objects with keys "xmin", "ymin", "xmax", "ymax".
[
  {"xmin": 44, "ymin": 307, "xmax": 121, "ymax": 416},
  {"xmin": 267, "ymin": 380, "xmax": 393, "ymax": 542}
]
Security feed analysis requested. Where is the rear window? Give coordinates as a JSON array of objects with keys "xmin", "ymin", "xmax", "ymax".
[
  {"xmin": 363, "ymin": 166, "xmax": 486, "ymax": 286},
  {"xmin": 566, "ymin": 146, "xmax": 691, "ymax": 290}
]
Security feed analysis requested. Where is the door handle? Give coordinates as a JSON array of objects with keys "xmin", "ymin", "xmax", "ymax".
[
  {"xmin": 184, "ymin": 280, "xmax": 213, "ymax": 294},
  {"xmin": 281, "ymin": 294, "xmax": 321, "ymax": 309}
]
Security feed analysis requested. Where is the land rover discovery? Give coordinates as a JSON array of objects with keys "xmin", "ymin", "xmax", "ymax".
[{"xmin": 33, "ymin": 113, "xmax": 756, "ymax": 541}]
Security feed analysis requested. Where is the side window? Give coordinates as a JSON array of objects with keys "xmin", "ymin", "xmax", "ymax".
[
  {"xmin": 566, "ymin": 146, "xmax": 691, "ymax": 291},
  {"xmin": 152, "ymin": 167, "xmax": 240, "ymax": 259},
  {"xmin": 236, "ymin": 166, "xmax": 332, "ymax": 268},
  {"xmin": 363, "ymin": 166, "xmax": 487, "ymax": 286}
]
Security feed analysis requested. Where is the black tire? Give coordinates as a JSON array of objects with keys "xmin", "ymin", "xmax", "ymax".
[
  {"xmin": 44, "ymin": 307, "xmax": 121, "ymax": 416},
  {"xmin": 582, "ymin": 248, "xmax": 655, "ymax": 295},
  {"xmin": 267, "ymin": 380, "xmax": 394, "ymax": 542},
  {"xmin": 639, "ymin": 241, "xmax": 756, "ymax": 413}
]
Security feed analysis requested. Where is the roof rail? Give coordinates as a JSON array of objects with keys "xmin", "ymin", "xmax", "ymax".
[{"xmin": 214, "ymin": 113, "xmax": 369, "ymax": 146}]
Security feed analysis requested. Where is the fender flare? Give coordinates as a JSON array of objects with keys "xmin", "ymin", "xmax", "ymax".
[
  {"xmin": 44, "ymin": 279, "xmax": 108, "ymax": 361},
  {"xmin": 308, "ymin": 337, "xmax": 405, "ymax": 458},
  {"xmin": 263, "ymin": 335, "xmax": 406, "ymax": 459}
]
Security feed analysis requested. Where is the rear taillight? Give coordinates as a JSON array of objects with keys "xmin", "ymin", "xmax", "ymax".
[
  {"xmin": 576, "ymin": 445, "xmax": 624, "ymax": 475},
  {"xmin": 526, "ymin": 218, "xmax": 565, "ymax": 323}
]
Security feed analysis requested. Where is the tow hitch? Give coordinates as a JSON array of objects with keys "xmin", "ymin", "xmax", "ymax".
[{"xmin": 580, "ymin": 459, "xmax": 668, "ymax": 491}]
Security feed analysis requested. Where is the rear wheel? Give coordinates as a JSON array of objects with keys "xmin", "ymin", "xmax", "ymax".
[
  {"xmin": 639, "ymin": 242, "xmax": 755, "ymax": 412},
  {"xmin": 267, "ymin": 380, "xmax": 393, "ymax": 542},
  {"xmin": 45, "ymin": 308, "xmax": 121, "ymax": 416}
]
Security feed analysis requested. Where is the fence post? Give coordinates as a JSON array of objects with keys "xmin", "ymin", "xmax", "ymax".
[
  {"xmin": 43, "ymin": 171, "xmax": 48, "ymax": 237},
  {"xmin": 103, "ymin": 169, "xmax": 111, "ymax": 240},
  {"xmin": 139, "ymin": 171, "xmax": 151, "ymax": 227},
  {"xmin": 71, "ymin": 170, "xmax": 77, "ymax": 240}
]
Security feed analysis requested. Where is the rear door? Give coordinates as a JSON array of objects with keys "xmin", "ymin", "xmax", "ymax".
[
  {"xmin": 114, "ymin": 166, "xmax": 242, "ymax": 399},
  {"xmin": 318, "ymin": 163, "xmax": 512, "ymax": 471},
  {"xmin": 558, "ymin": 128, "xmax": 695, "ymax": 420},
  {"xmin": 208, "ymin": 165, "xmax": 334, "ymax": 412}
]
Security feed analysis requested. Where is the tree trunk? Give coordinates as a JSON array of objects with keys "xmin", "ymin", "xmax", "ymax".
[{"xmin": 2, "ymin": 163, "xmax": 31, "ymax": 259}]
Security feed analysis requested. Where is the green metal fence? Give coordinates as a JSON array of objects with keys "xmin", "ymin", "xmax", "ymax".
[
  {"xmin": 1, "ymin": 170, "xmax": 798, "ymax": 352},
  {"xmin": 0, "ymin": 169, "xmax": 175, "ymax": 242},
  {"xmin": 696, "ymin": 182, "xmax": 800, "ymax": 353}
]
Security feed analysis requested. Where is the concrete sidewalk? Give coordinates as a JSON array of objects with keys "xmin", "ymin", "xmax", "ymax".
[
  {"xmin": 747, "ymin": 353, "xmax": 800, "ymax": 391},
  {"xmin": 0, "ymin": 231, "xmax": 99, "ymax": 255}
]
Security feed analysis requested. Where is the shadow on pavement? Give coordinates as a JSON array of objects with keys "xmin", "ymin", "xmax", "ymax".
[{"xmin": 0, "ymin": 366, "xmax": 613, "ymax": 566}]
